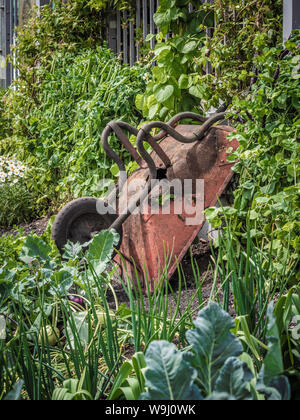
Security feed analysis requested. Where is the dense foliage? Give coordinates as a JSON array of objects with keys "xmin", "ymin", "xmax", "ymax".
[
  {"xmin": 0, "ymin": 1, "xmax": 148, "ymax": 225},
  {"xmin": 2, "ymin": 48, "xmax": 147, "ymax": 203},
  {"xmin": 137, "ymin": 0, "xmax": 283, "ymax": 120},
  {"xmin": 206, "ymin": 35, "xmax": 300, "ymax": 276}
]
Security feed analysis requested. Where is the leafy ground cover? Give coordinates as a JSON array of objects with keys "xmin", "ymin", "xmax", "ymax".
[{"xmin": 0, "ymin": 229, "xmax": 299, "ymax": 400}]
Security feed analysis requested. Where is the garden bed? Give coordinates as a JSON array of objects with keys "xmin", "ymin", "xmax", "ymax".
[{"xmin": 0, "ymin": 215, "xmax": 235, "ymax": 319}]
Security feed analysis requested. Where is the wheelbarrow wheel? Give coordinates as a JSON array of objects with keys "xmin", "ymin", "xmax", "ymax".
[{"xmin": 52, "ymin": 197, "xmax": 121, "ymax": 254}]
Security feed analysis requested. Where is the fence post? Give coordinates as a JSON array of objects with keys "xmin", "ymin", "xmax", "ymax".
[
  {"xmin": 4, "ymin": 0, "xmax": 11, "ymax": 87},
  {"xmin": 0, "ymin": 0, "xmax": 5, "ymax": 88},
  {"xmin": 283, "ymin": 0, "xmax": 300, "ymax": 43}
]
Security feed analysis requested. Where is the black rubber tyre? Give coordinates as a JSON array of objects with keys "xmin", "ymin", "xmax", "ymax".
[{"xmin": 52, "ymin": 197, "xmax": 121, "ymax": 254}]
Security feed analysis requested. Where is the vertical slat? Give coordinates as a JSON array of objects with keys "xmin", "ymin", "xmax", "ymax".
[
  {"xmin": 117, "ymin": 10, "xmax": 121, "ymax": 55},
  {"xmin": 142, "ymin": 0, "xmax": 148, "ymax": 41},
  {"xmin": 149, "ymin": 0, "xmax": 155, "ymax": 49},
  {"xmin": 129, "ymin": 18, "xmax": 134, "ymax": 66},
  {"xmin": 108, "ymin": 13, "xmax": 118, "ymax": 54},
  {"xmin": 5, "ymin": 0, "xmax": 11, "ymax": 87},
  {"xmin": 136, "ymin": 0, "xmax": 141, "ymax": 61},
  {"xmin": 205, "ymin": 0, "xmax": 214, "ymax": 75},
  {"xmin": 12, "ymin": 0, "xmax": 17, "ymax": 83},
  {"xmin": 123, "ymin": 11, "xmax": 128, "ymax": 64}
]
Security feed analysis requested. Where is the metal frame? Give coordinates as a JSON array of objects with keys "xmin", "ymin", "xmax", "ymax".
[{"xmin": 283, "ymin": 0, "xmax": 300, "ymax": 43}]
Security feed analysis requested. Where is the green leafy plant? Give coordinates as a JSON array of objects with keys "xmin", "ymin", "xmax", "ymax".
[
  {"xmin": 108, "ymin": 352, "xmax": 146, "ymax": 400},
  {"xmin": 139, "ymin": 302, "xmax": 290, "ymax": 401},
  {"xmin": 137, "ymin": 0, "xmax": 282, "ymax": 121},
  {"xmin": 1, "ymin": 46, "xmax": 148, "ymax": 217},
  {"xmin": 52, "ymin": 377, "xmax": 93, "ymax": 401},
  {"xmin": 273, "ymin": 286, "xmax": 300, "ymax": 399},
  {"xmin": 0, "ymin": 156, "xmax": 37, "ymax": 226},
  {"xmin": 0, "ymin": 229, "xmax": 124, "ymax": 400},
  {"xmin": 206, "ymin": 34, "xmax": 300, "ymax": 277}
]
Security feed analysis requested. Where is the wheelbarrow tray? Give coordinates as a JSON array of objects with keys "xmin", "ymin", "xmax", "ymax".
[{"xmin": 114, "ymin": 124, "xmax": 239, "ymax": 292}]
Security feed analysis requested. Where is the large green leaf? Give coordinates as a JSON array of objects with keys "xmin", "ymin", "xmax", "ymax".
[
  {"xmin": 178, "ymin": 74, "xmax": 189, "ymax": 89},
  {"xmin": 186, "ymin": 302, "xmax": 243, "ymax": 395},
  {"xmin": 181, "ymin": 40, "xmax": 198, "ymax": 54},
  {"xmin": 214, "ymin": 357, "xmax": 253, "ymax": 400},
  {"xmin": 140, "ymin": 341, "xmax": 202, "ymax": 400},
  {"xmin": 19, "ymin": 236, "xmax": 51, "ymax": 264},
  {"xmin": 257, "ymin": 303, "xmax": 290, "ymax": 400},
  {"xmin": 259, "ymin": 302, "xmax": 284, "ymax": 384},
  {"xmin": 51, "ymin": 268, "xmax": 74, "ymax": 295},
  {"xmin": 86, "ymin": 229, "xmax": 119, "ymax": 277},
  {"xmin": 256, "ymin": 380, "xmax": 288, "ymax": 401},
  {"xmin": 62, "ymin": 241, "xmax": 84, "ymax": 260},
  {"xmin": 154, "ymin": 85, "xmax": 174, "ymax": 104}
]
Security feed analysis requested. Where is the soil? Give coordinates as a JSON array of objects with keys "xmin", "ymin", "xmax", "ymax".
[
  {"xmin": 107, "ymin": 240, "xmax": 235, "ymax": 318},
  {"xmin": 0, "ymin": 217, "xmax": 235, "ymax": 317},
  {"xmin": 0, "ymin": 217, "xmax": 50, "ymax": 237}
]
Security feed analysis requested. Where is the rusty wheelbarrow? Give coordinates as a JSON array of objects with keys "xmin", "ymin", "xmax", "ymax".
[{"xmin": 52, "ymin": 112, "xmax": 239, "ymax": 292}]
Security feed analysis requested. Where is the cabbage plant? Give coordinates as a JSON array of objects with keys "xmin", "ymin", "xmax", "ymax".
[{"xmin": 140, "ymin": 302, "xmax": 290, "ymax": 401}]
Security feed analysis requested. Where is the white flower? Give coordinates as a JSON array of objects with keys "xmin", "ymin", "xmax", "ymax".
[{"xmin": 0, "ymin": 155, "xmax": 28, "ymax": 184}]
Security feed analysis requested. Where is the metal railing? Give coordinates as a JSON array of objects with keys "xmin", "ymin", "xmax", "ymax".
[
  {"xmin": 107, "ymin": 0, "xmax": 160, "ymax": 66},
  {"xmin": 0, "ymin": 0, "xmax": 49, "ymax": 88},
  {"xmin": 1, "ymin": 1, "xmax": 298, "ymax": 88},
  {"xmin": 1, "ymin": 0, "xmax": 163, "ymax": 87},
  {"xmin": 0, "ymin": 0, "xmax": 19, "ymax": 88}
]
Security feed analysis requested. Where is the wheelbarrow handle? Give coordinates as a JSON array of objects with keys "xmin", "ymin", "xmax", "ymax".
[
  {"xmin": 111, "ymin": 112, "xmax": 227, "ymax": 232},
  {"xmin": 101, "ymin": 123, "xmax": 128, "ymax": 195},
  {"xmin": 153, "ymin": 112, "xmax": 208, "ymax": 142},
  {"xmin": 137, "ymin": 112, "xmax": 227, "ymax": 180},
  {"xmin": 102, "ymin": 121, "xmax": 142, "ymax": 166}
]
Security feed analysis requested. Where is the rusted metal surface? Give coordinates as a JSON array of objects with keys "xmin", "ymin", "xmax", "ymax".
[
  {"xmin": 53, "ymin": 111, "xmax": 239, "ymax": 293},
  {"xmin": 113, "ymin": 124, "xmax": 239, "ymax": 292}
]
